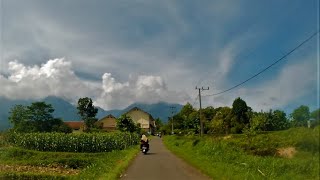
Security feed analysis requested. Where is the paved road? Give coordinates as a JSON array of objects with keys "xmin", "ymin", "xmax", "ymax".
[{"xmin": 120, "ymin": 137, "xmax": 211, "ymax": 180}]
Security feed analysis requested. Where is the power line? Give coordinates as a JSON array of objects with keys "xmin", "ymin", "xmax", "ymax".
[
  {"xmin": 191, "ymin": 94, "xmax": 199, "ymax": 107},
  {"xmin": 204, "ymin": 30, "xmax": 319, "ymax": 97},
  {"xmin": 195, "ymin": 47, "xmax": 258, "ymax": 88}
]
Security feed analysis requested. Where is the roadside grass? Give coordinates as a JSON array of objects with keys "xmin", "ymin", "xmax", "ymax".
[
  {"xmin": 0, "ymin": 133, "xmax": 9, "ymax": 148},
  {"xmin": 163, "ymin": 127, "xmax": 319, "ymax": 180},
  {"xmin": 0, "ymin": 145, "xmax": 140, "ymax": 179}
]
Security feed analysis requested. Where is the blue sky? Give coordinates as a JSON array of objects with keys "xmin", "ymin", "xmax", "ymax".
[{"xmin": 0, "ymin": 0, "xmax": 319, "ymax": 114}]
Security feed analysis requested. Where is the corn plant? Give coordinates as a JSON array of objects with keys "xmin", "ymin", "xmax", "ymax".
[{"xmin": 5, "ymin": 132, "xmax": 139, "ymax": 153}]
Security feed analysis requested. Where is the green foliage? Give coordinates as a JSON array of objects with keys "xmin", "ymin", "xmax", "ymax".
[
  {"xmin": 310, "ymin": 108, "xmax": 320, "ymax": 128},
  {"xmin": 116, "ymin": 115, "xmax": 140, "ymax": 133},
  {"xmin": 230, "ymin": 97, "xmax": 251, "ymax": 133},
  {"xmin": 0, "ymin": 173, "xmax": 67, "ymax": 180},
  {"xmin": 159, "ymin": 123, "xmax": 172, "ymax": 135},
  {"xmin": 250, "ymin": 110, "xmax": 289, "ymax": 132},
  {"xmin": 0, "ymin": 145, "xmax": 139, "ymax": 179},
  {"xmin": 310, "ymin": 108, "xmax": 320, "ymax": 120},
  {"xmin": 290, "ymin": 105, "xmax": 310, "ymax": 127},
  {"xmin": 269, "ymin": 110, "xmax": 289, "ymax": 130},
  {"xmin": 163, "ymin": 127, "xmax": 319, "ymax": 179},
  {"xmin": 164, "ymin": 97, "xmax": 313, "ymax": 136},
  {"xmin": 179, "ymin": 103, "xmax": 195, "ymax": 117},
  {"xmin": 5, "ymin": 132, "xmax": 139, "ymax": 153},
  {"xmin": 202, "ymin": 106, "xmax": 215, "ymax": 121},
  {"xmin": 8, "ymin": 105, "xmax": 30, "ymax": 132},
  {"xmin": 171, "ymin": 103, "xmax": 199, "ymax": 132},
  {"xmin": 232, "ymin": 97, "xmax": 250, "ymax": 123},
  {"xmin": 154, "ymin": 118, "xmax": 163, "ymax": 131},
  {"xmin": 52, "ymin": 122, "xmax": 73, "ymax": 133},
  {"xmin": 207, "ymin": 107, "xmax": 232, "ymax": 134},
  {"xmin": 8, "ymin": 102, "xmax": 68, "ymax": 133},
  {"xmin": 77, "ymin": 97, "xmax": 98, "ymax": 131}
]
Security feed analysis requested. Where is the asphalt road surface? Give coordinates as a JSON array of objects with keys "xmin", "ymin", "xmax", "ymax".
[{"xmin": 120, "ymin": 136, "xmax": 211, "ymax": 180}]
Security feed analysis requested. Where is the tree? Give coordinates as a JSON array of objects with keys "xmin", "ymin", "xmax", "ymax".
[
  {"xmin": 271, "ymin": 110, "xmax": 288, "ymax": 130},
  {"xmin": 207, "ymin": 107, "xmax": 232, "ymax": 134},
  {"xmin": 249, "ymin": 110, "xmax": 288, "ymax": 131},
  {"xmin": 9, "ymin": 105, "xmax": 33, "ymax": 132},
  {"xmin": 250, "ymin": 113, "xmax": 268, "ymax": 131},
  {"xmin": 173, "ymin": 103, "xmax": 199, "ymax": 133},
  {"xmin": 290, "ymin": 105, "xmax": 310, "ymax": 127},
  {"xmin": 310, "ymin": 108, "xmax": 320, "ymax": 127},
  {"xmin": 154, "ymin": 118, "xmax": 163, "ymax": 132},
  {"xmin": 77, "ymin": 97, "xmax": 98, "ymax": 131},
  {"xmin": 179, "ymin": 103, "xmax": 195, "ymax": 117},
  {"xmin": 27, "ymin": 102, "xmax": 55, "ymax": 132},
  {"xmin": 116, "ymin": 115, "xmax": 139, "ymax": 133},
  {"xmin": 8, "ymin": 102, "xmax": 69, "ymax": 133},
  {"xmin": 231, "ymin": 97, "xmax": 250, "ymax": 133},
  {"xmin": 232, "ymin": 97, "xmax": 250, "ymax": 123},
  {"xmin": 310, "ymin": 109, "xmax": 320, "ymax": 120},
  {"xmin": 202, "ymin": 106, "xmax": 215, "ymax": 121}
]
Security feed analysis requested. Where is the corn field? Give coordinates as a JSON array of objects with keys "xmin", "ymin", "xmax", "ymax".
[{"xmin": 5, "ymin": 132, "xmax": 140, "ymax": 153}]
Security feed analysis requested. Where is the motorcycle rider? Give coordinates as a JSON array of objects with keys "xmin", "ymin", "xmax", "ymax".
[{"xmin": 140, "ymin": 134, "xmax": 149, "ymax": 150}]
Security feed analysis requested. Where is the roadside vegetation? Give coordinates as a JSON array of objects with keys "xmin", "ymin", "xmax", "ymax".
[
  {"xmin": 160, "ymin": 98, "xmax": 319, "ymax": 135},
  {"xmin": 0, "ymin": 130, "xmax": 140, "ymax": 179},
  {"xmin": 160, "ymin": 97, "xmax": 319, "ymax": 179},
  {"xmin": 164, "ymin": 126, "xmax": 319, "ymax": 179},
  {"xmin": 1, "ymin": 96, "xmax": 143, "ymax": 179},
  {"xmin": 0, "ymin": 144, "xmax": 139, "ymax": 179}
]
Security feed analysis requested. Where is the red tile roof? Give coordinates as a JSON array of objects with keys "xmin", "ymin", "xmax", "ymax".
[{"xmin": 64, "ymin": 121, "xmax": 84, "ymax": 129}]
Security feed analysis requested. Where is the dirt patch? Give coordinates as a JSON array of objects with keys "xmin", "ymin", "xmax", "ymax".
[
  {"xmin": 276, "ymin": 147, "xmax": 296, "ymax": 158},
  {"xmin": 0, "ymin": 164, "xmax": 80, "ymax": 175},
  {"xmin": 223, "ymin": 135, "xmax": 232, "ymax": 140}
]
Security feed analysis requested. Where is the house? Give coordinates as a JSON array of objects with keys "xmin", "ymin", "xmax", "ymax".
[
  {"xmin": 125, "ymin": 107, "xmax": 156, "ymax": 134},
  {"xmin": 95, "ymin": 114, "xmax": 117, "ymax": 131},
  {"xmin": 64, "ymin": 121, "xmax": 84, "ymax": 132}
]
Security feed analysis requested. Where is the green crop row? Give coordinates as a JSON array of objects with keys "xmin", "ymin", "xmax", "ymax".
[{"xmin": 5, "ymin": 132, "xmax": 140, "ymax": 153}]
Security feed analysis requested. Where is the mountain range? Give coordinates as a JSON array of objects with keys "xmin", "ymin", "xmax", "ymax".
[{"xmin": 0, "ymin": 96, "xmax": 183, "ymax": 131}]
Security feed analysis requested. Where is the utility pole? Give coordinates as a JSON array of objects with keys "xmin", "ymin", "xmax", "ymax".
[
  {"xmin": 196, "ymin": 86, "xmax": 209, "ymax": 136},
  {"xmin": 170, "ymin": 106, "xmax": 176, "ymax": 134}
]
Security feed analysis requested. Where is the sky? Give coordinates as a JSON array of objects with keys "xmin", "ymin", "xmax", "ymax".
[{"xmin": 0, "ymin": 0, "xmax": 319, "ymax": 114}]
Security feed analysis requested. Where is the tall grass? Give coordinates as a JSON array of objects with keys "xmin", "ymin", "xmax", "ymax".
[
  {"xmin": 164, "ymin": 127, "xmax": 319, "ymax": 179},
  {"xmin": 0, "ymin": 145, "xmax": 139, "ymax": 179}
]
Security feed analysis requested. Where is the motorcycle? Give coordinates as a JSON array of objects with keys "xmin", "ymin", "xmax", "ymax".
[{"xmin": 140, "ymin": 140, "xmax": 149, "ymax": 154}]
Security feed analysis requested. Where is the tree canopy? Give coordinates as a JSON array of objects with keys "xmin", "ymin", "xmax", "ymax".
[
  {"xmin": 9, "ymin": 102, "xmax": 71, "ymax": 133},
  {"xmin": 77, "ymin": 97, "xmax": 98, "ymax": 131},
  {"xmin": 290, "ymin": 105, "xmax": 310, "ymax": 127},
  {"xmin": 116, "ymin": 114, "xmax": 140, "ymax": 133},
  {"xmin": 161, "ymin": 97, "xmax": 318, "ymax": 135}
]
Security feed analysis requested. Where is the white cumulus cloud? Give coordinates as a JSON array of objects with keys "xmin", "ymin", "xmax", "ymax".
[
  {"xmin": 0, "ymin": 58, "xmax": 99, "ymax": 100},
  {"xmin": 95, "ymin": 74, "xmax": 189, "ymax": 110},
  {"xmin": 0, "ymin": 58, "xmax": 190, "ymax": 110}
]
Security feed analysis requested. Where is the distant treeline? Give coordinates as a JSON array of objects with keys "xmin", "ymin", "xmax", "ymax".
[{"xmin": 159, "ymin": 97, "xmax": 319, "ymax": 135}]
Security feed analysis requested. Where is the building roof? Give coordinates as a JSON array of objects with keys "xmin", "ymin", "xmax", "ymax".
[
  {"xmin": 101, "ymin": 114, "xmax": 116, "ymax": 119},
  {"xmin": 64, "ymin": 121, "xmax": 84, "ymax": 129},
  {"xmin": 127, "ymin": 107, "xmax": 152, "ymax": 117},
  {"xmin": 97, "ymin": 114, "xmax": 116, "ymax": 123},
  {"xmin": 126, "ymin": 107, "xmax": 156, "ymax": 127}
]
